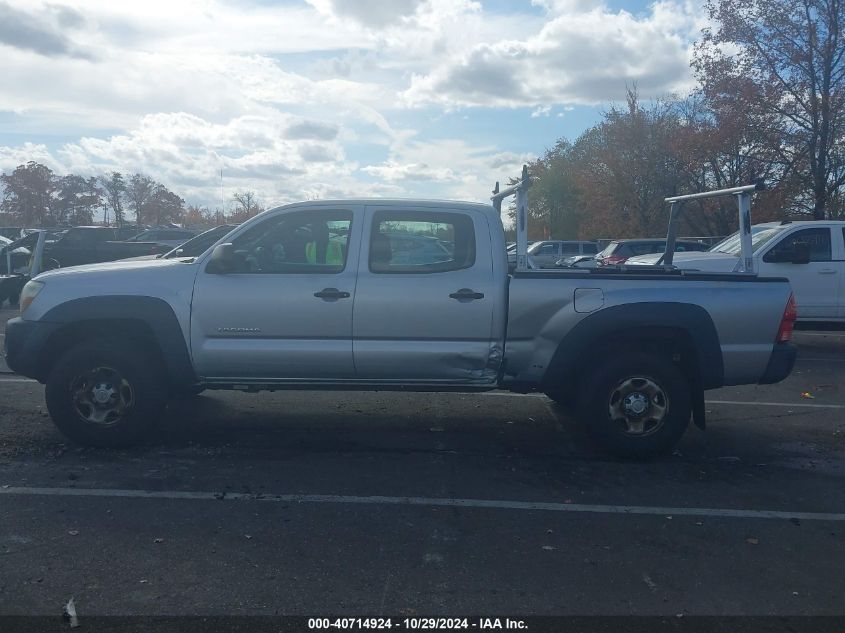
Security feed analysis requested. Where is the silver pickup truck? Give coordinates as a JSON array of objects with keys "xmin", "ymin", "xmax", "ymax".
[{"xmin": 4, "ymin": 187, "xmax": 798, "ymax": 458}]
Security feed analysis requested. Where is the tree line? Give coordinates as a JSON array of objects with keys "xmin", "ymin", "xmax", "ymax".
[
  {"xmin": 516, "ymin": 0, "xmax": 845, "ymax": 240},
  {"xmin": 0, "ymin": 162, "xmax": 264, "ymax": 230}
]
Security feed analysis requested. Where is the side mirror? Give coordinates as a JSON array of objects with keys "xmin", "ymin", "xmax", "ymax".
[{"xmin": 206, "ymin": 243, "xmax": 236, "ymax": 274}]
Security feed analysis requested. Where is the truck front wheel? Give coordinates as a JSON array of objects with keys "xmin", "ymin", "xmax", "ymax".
[
  {"xmin": 45, "ymin": 339, "xmax": 166, "ymax": 448},
  {"xmin": 577, "ymin": 353, "xmax": 691, "ymax": 458}
]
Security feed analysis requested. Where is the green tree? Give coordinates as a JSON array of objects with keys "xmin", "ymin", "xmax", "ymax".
[
  {"xmin": 0, "ymin": 162, "xmax": 56, "ymax": 227},
  {"xmin": 101, "ymin": 172, "xmax": 127, "ymax": 227}
]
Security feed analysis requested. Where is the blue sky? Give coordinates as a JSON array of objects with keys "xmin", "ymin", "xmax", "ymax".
[{"xmin": 0, "ymin": 0, "xmax": 705, "ymax": 210}]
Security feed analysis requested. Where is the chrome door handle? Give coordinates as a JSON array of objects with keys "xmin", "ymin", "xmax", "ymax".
[
  {"xmin": 449, "ymin": 288, "xmax": 484, "ymax": 301},
  {"xmin": 314, "ymin": 288, "xmax": 350, "ymax": 300},
  {"xmin": 819, "ymin": 268, "xmax": 838, "ymax": 274}
]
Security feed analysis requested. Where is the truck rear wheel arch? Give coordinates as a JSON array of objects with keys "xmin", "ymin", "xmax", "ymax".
[
  {"xmin": 543, "ymin": 302, "xmax": 723, "ymax": 398},
  {"xmin": 37, "ymin": 296, "xmax": 195, "ymax": 390}
]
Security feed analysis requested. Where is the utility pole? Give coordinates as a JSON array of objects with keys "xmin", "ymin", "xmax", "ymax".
[{"xmin": 219, "ymin": 168, "xmax": 224, "ymax": 225}]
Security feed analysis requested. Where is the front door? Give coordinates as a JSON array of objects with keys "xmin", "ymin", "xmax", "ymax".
[
  {"xmin": 760, "ymin": 226, "xmax": 839, "ymax": 319},
  {"xmin": 190, "ymin": 207, "xmax": 361, "ymax": 380},
  {"xmin": 352, "ymin": 206, "xmax": 498, "ymax": 384}
]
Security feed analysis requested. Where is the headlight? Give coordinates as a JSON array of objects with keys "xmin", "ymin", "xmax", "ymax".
[{"xmin": 19, "ymin": 280, "xmax": 45, "ymax": 315}]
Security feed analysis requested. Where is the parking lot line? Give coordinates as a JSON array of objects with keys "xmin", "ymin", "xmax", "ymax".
[
  {"xmin": 706, "ymin": 399, "xmax": 845, "ymax": 410},
  {"xmin": 0, "ymin": 376, "xmax": 36, "ymax": 383},
  {"xmin": 1, "ymin": 485, "xmax": 844, "ymax": 521}
]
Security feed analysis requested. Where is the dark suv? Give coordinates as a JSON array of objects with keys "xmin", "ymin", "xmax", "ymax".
[{"xmin": 595, "ymin": 239, "xmax": 709, "ymax": 266}]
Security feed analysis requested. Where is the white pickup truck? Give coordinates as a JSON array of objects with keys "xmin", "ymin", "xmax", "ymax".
[{"xmin": 628, "ymin": 220, "xmax": 845, "ymax": 322}]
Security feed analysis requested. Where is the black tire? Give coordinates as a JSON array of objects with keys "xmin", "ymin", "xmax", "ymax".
[
  {"xmin": 576, "ymin": 353, "xmax": 691, "ymax": 458},
  {"xmin": 45, "ymin": 338, "xmax": 166, "ymax": 448}
]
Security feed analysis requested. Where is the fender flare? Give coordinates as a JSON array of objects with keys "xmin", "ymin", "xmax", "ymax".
[
  {"xmin": 545, "ymin": 302, "xmax": 724, "ymax": 390},
  {"xmin": 40, "ymin": 295, "xmax": 195, "ymax": 388}
]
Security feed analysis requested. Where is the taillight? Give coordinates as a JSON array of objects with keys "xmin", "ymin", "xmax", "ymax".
[{"xmin": 776, "ymin": 293, "xmax": 798, "ymax": 343}]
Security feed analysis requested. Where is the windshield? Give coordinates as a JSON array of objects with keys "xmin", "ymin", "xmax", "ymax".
[
  {"xmin": 163, "ymin": 225, "xmax": 236, "ymax": 258},
  {"xmin": 708, "ymin": 225, "xmax": 787, "ymax": 256}
]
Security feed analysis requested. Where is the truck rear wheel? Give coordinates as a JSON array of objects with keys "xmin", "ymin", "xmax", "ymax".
[
  {"xmin": 45, "ymin": 339, "xmax": 166, "ymax": 448},
  {"xmin": 577, "ymin": 353, "xmax": 690, "ymax": 458}
]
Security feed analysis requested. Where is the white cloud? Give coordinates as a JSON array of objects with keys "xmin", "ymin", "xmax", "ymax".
[
  {"xmin": 0, "ymin": 0, "xmax": 704, "ymax": 208},
  {"xmin": 404, "ymin": 2, "xmax": 701, "ymax": 107},
  {"xmin": 306, "ymin": 0, "xmax": 426, "ymax": 27}
]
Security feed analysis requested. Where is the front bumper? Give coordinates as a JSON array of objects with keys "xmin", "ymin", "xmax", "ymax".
[
  {"xmin": 3, "ymin": 317, "xmax": 61, "ymax": 381},
  {"xmin": 758, "ymin": 342, "xmax": 798, "ymax": 385}
]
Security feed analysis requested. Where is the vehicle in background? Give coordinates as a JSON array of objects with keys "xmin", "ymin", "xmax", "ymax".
[
  {"xmin": 123, "ymin": 227, "xmax": 199, "ymax": 250},
  {"xmin": 625, "ymin": 220, "xmax": 845, "ymax": 322},
  {"xmin": 119, "ymin": 224, "xmax": 239, "ymax": 262},
  {"xmin": 527, "ymin": 240, "xmax": 599, "ymax": 268},
  {"xmin": 506, "ymin": 241, "xmax": 536, "ymax": 269},
  {"xmin": 555, "ymin": 254, "xmax": 598, "ymax": 269},
  {"xmin": 0, "ymin": 227, "xmax": 25, "ymax": 241},
  {"xmin": 595, "ymin": 239, "xmax": 709, "ymax": 266},
  {"xmin": 45, "ymin": 226, "xmax": 165, "ymax": 267},
  {"xmin": 0, "ymin": 235, "xmax": 31, "ymax": 274}
]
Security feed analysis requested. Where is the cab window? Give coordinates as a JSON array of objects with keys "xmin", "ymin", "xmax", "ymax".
[
  {"xmin": 764, "ymin": 228, "xmax": 831, "ymax": 262},
  {"xmin": 227, "ymin": 210, "xmax": 352, "ymax": 273},
  {"xmin": 369, "ymin": 211, "xmax": 475, "ymax": 273}
]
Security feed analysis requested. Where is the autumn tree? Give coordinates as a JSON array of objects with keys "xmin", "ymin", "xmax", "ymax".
[
  {"xmin": 229, "ymin": 190, "xmax": 263, "ymax": 223},
  {"xmin": 573, "ymin": 91, "xmax": 685, "ymax": 239},
  {"xmin": 184, "ymin": 204, "xmax": 215, "ymax": 227},
  {"xmin": 696, "ymin": 0, "xmax": 845, "ymax": 219},
  {"xmin": 0, "ymin": 162, "xmax": 57, "ymax": 227},
  {"xmin": 146, "ymin": 185, "xmax": 185, "ymax": 225}
]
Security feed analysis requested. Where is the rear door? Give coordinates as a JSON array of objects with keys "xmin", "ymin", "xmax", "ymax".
[
  {"xmin": 190, "ymin": 206, "xmax": 362, "ymax": 379},
  {"xmin": 760, "ymin": 226, "xmax": 839, "ymax": 319},
  {"xmin": 352, "ymin": 206, "xmax": 498, "ymax": 384}
]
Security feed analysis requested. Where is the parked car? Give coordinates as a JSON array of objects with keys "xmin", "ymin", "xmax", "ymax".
[
  {"xmin": 45, "ymin": 226, "xmax": 164, "ymax": 267},
  {"xmin": 119, "ymin": 224, "xmax": 239, "ymax": 262},
  {"xmin": 555, "ymin": 254, "xmax": 598, "ymax": 269},
  {"xmin": 625, "ymin": 220, "xmax": 845, "ymax": 322},
  {"xmin": 0, "ymin": 235, "xmax": 31, "ymax": 274},
  {"xmin": 506, "ymin": 241, "xmax": 536, "ymax": 268},
  {"xmin": 123, "ymin": 227, "xmax": 199, "ymax": 250},
  {"xmin": 5, "ymin": 198, "xmax": 797, "ymax": 458},
  {"xmin": 527, "ymin": 240, "xmax": 599, "ymax": 268},
  {"xmin": 0, "ymin": 227, "xmax": 25, "ymax": 240},
  {"xmin": 595, "ymin": 239, "xmax": 709, "ymax": 266}
]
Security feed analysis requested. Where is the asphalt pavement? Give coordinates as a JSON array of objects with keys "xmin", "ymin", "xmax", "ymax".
[{"xmin": 1, "ymin": 307, "xmax": 844, "ymax": 621}]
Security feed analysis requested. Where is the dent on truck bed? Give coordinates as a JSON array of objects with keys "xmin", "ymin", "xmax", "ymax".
[{"xmin": 39, "ymin": 295, "xmax": 195, "ymax": 387}]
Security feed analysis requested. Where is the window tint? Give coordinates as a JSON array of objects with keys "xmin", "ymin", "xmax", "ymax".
[
  {"xmin": 764, "ymin": 227, "xmax": 831, "ymax": 262},
  {"xmin": 227, "ymin": 210, "xmax": 352, "ymax": 273},
  {"xmin": 625, "ymin": 242, "xmax": 663, "ymax": 256},
  {"xmin": 369, "ymin": 211, "xmax": 475, "ymax": 274},
  {"xmin": 582, "ymin": 243, "xmax": 598, "ymax": 254},
  {"xmin": 561, "ymin": 243, "xmax": 580, "ymax": 255}
]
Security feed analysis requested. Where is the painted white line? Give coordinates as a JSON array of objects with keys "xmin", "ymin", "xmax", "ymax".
[
  {"xmin": 795, "ymin": 332, "xmax": 845, "ymax": 337},
  {"xmin": 797, "ymin": 357, "xmax": 845, "ymax": 362},
  {"xmin": 706, "ymin": 399, "xmax": 845, "ymax": 410},
  {"xmin": 480, "ymin": 391, "xmax": 544, "ymax": 398},
  {"xmin": 0, "ymin": 377, "xmax": 36, "ymax": 383},
  {"xmin": 1, "ymin": 485, "xmax": 843, "ymax": 521}
]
